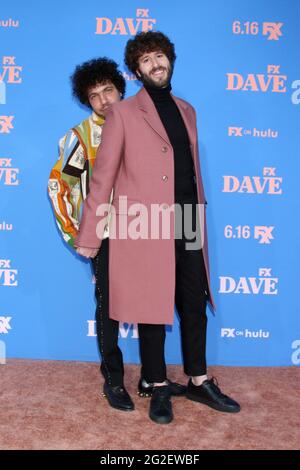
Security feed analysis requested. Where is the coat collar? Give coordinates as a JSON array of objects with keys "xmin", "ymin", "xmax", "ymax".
[
  {"xmin": 136, "ymin": 87, "xmax": 170, "ymax": 145},
  {"xmin": 91, "ymin": 111, "xmax": 105, "ymax": 126},
  {"xmin": 136, "ymin": 87, "xmax": 195, "ymax": 147}
]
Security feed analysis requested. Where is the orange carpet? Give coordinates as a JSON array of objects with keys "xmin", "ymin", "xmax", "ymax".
[{"xmin": 0, "ymin": 360, "xmax": 299, "ymax": 450}]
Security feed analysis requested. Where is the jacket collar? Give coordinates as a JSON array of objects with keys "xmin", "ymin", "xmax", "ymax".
[
  {"xmin": 136, "ymin": 87, "xmax": 195, "ymax": 147},
  {"xmin": 91, "ymin": 111, "xmax": 105, "ymax": 126}
]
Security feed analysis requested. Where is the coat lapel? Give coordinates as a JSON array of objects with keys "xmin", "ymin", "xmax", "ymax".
[
  {"xmin": 136, "ymin": 87, "xmax": 171, "ymax": 146},
  {"xmin": 136, "ymin": 87, "xmax": 197, "ymax": 164}
]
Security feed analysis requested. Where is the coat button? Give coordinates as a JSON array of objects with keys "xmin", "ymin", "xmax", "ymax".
[
  {"xmin": 162, "ymin": 175, "xmax": 168, "ymax": 181},
  {"xmin": 161, "ymin": 146, "xmax": 168, "ymax": 153}
]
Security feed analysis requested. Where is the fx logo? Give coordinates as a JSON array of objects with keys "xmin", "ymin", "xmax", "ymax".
[
  {"xmin": 0, "ymin": 316, "xmax": 12, "ymax": 334},
  {"xmin": 0, "ymin": 116, "xmax": 14, "ymax": 133},
  {"xmin": 136, "ymin": 9, "xmax": 149, "ymax": 17},
  {"xmin": 228, "ymin": 127, "xmax": 243, "ymax": 137},
  {"xmin": 221, "ymin": 328, "xmax": 236, "ymax": 338},
  {"xmin": 254, "ymin": 226, "xmax": 275, "ymax": 244},
  {"xmin": 262, "ymin": 22, "xmax": 283, "ymax": 40},
  {"xmin": 259, "ymin": 268, "xmax": 271, "ymax": 276}
]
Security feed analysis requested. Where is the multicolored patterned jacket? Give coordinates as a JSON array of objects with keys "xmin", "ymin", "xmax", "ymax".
[{"xmin": 48, "ymin": 112, "xmax": 110, "ymax": 247}]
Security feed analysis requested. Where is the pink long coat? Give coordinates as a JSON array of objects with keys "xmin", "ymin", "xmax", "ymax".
[{"xmin": 75, "ymin": 87, "xmax": 215, "ymax": 324}]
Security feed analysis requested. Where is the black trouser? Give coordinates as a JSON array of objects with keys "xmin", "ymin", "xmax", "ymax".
[
  {"xmin": 91, "ymin": 238, "xmax": 124, "ymax": 387},
  {"xmin": 138, "ymin": 201, "xmax": 208, "ymax": 383}
]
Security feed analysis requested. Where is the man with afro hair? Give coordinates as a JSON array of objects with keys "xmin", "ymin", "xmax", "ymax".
[
  {"xmin": 49, "ymin": 58, "xmax": 134, "ymax": 412},
  {"xmin": 75, "ymin": 34, "xmax": 240, "ymax": 424}
]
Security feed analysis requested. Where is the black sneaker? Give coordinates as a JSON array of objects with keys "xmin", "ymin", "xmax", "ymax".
[
  {"xmin": 138, "ymin": 378, "xmax": 187, "ymax": 397},
  {"xmin": 102, "ymin": 383, "xmax": 134, "ymax": 411},
  {"xmin": 186, "ymin": 377, "xmax": 240, "ymax": 413},
  {"xmin": 149, "ymin": 386, "xmax": 173, "ymax": 424}
]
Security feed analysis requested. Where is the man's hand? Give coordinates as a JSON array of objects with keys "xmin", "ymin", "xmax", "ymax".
[{"xmin": 76, "ymin": 247, "xmax": 99, "ymax": 258}]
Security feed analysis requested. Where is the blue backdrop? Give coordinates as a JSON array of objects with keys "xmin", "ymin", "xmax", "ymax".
[{"xmin": 1, "ymin": 0, "xmax": 299, "ymax": 367}]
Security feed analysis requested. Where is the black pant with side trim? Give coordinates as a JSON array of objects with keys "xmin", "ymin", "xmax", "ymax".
[{"xmin": 91, "ymin": 238, "xmax": 124, "ymax": 387}]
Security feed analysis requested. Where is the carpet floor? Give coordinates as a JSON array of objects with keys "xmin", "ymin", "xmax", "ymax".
[{"xmin": 1, "ymin": 360, "xmax": 299, "ymax": 450}]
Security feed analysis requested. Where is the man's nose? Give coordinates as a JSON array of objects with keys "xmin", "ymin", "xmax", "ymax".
[
  {"xmin": 99, "ymin": 94, "xmax": 108, "ymax": 106},
  {"xmin": 152, "ymin": 57, "xmax": 160, "ymax": 68}
]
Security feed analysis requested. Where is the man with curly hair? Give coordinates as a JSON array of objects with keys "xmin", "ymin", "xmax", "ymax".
[
  {"xmin": 75, "ymin": 34, "xmax": 240, "ymax": 424},
  {"xmin": 49, "ymin": 57, "xmax": 186, "ymax": 413},
  {"xmin": 48, "ymin": 58, "xmax": 136, "ymax": 411}
]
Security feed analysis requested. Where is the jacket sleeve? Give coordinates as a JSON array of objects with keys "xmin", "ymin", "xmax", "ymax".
[
  {"xmin": 48, "ymin": 130, "xmax": 84, "ymax": 248},
  {"xmin": 74, "ymin": 105, "xmax": 124, "ymax": 249}
]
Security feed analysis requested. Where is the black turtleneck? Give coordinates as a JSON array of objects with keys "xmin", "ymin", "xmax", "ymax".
[{"xmin": 145, "ymin": 83, "xmax": 197, "ymax": 203}]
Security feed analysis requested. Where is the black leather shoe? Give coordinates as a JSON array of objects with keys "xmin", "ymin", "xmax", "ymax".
[
  {"xmin": 103, "ymin": 383, "xmax": 134, "ymax": 411},
  {"xmin": 138, "ymin": 378, "xmax": 187, "ymax": 397},
  {"xmin": 186, "ymin": 377, "xmax": 240, "ymax": 413},
  {"xmin": 149, "ymin": 385, "xmax": 173, "ymax": 424}
]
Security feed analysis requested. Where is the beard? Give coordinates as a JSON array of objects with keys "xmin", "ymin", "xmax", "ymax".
[{"xmin": 138, "ymin": 64, "xmax": 173, "ymax": 89}]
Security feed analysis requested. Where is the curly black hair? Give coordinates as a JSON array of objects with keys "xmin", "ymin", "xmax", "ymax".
[
  {"xmin": 125, "ymin": 31, "xmax": 176, "ymax": 76},
  {"xmin": 70, "ymin": 58, "xmax": 126, "ymax": 107}
]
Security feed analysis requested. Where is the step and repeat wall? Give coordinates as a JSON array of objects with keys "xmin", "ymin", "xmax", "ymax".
[{"xmin": 1, "ymin": 0, "xmax": 299, "ymax": 366}]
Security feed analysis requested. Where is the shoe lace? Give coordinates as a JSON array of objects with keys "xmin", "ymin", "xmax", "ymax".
[
  {"xmin": 211, "ymin": 376, "xmax": 219, "ymax": 387},
  {"xmin": 209, "ymin": 376, "xmax": 226, "ymax": 397}
]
